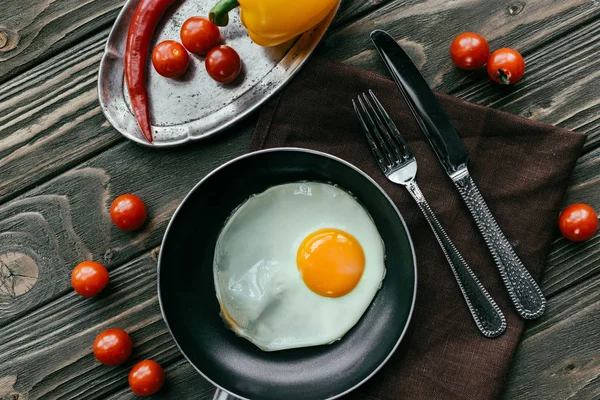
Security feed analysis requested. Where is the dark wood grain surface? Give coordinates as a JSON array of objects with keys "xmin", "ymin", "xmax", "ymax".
[{"xmin": 0, "ymin": 0, "xmax": 599, "ymax": 399}]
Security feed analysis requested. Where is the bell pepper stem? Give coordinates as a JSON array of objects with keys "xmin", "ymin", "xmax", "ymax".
[{"xmin": 209, "ymin": 0, "xmax": 240, "ymax": 26}]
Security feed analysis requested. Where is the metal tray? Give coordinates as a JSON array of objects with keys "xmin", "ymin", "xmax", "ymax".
[{"xmin": 98, "ymin": 0, "xmax": 339, "ymax": 147}]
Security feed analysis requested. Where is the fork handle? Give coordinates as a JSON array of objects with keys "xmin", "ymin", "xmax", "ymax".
[
  {"xmin": 406, "ymin": 181, "xmax": 506, "ymax": 337},
  {"xmin": 453, "ymin": 170, "xmax": 546, "ymax": 319}
]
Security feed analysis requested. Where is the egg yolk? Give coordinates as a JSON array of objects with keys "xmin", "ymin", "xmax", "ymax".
[{"xmin": 296, "ymin": 228, "xmax": 365, "ymax": 297}]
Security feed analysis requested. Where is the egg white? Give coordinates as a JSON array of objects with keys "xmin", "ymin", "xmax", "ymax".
[{"xmin": 213, "ymin": 182, "xmax": 385, "ymax": 351}]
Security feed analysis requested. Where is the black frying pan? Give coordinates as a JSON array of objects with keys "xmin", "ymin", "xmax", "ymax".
[{"xmin": 158, "ymin": 148, "xmax": 417, "ymax": 400}]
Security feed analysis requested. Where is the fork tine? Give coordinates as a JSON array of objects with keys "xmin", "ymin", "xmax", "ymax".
[
  {"xmin": 353, "ymin": 100, "xmax": 388, "ymax": 172},
  {"xmin": 361, "ymin": 92, "xmax": 406, "ymax": 162},
  {"xmin": 356, "ymin": 95, "xmax": 394, "ymax": 169},
  {"xmin": 368, "ymin": 90, "xmax": 414, "ymax": 160},
  {"xmin": 359, "ymin": 93, "xmax": 395, "ymax": 162}
]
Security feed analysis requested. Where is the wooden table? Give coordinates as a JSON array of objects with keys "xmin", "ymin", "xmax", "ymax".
[{"xmin": 0, "ymin": 1, "xmax": 598, "ymax": 399}]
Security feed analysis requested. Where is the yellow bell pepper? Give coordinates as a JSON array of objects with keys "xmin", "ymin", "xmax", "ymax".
[{"xmin": 209, "ymin": 0, "xmax": 340, "ymax": 47}]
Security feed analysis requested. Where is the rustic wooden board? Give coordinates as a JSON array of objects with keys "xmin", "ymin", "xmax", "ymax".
[
  {"xmin": 319, "ymin": 0, "xmax": 600, "ymax": 93},
  {"xmin": 451, "ymin": 16, "xmax": 600, "ymax": 145},
  {"xmin": 1, "ymin": 0, "xmax": 600, "ymax": 399},
  {"xmin": 0, "ymin": 0, "xmax": 125, "ymax": 84},
  {"xmin": 0, "ymin": 30, "xmax": 122, "ymax": 203},
  {"xmin": 542, "ymin": 146, "xmax": 600, "ymax": 297},
  {"xmin": 0, "ymin": 252, "xmax": 186, "ymax": 399},
  {"xmin": 105, "ymin": 358, "xmax": 215, "ymax": 399},
  {"xmin": 0, "ymin": 126, "xmax": 252, "ymax": 325},
  {"xmin": 502, "ymin": 274, "xmax": 600, "ymax": 400}
]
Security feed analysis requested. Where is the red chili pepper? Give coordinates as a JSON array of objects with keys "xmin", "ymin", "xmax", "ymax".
[{"xmin": 125, "ymin": 0, "xmax": 178, "ymax": 143}]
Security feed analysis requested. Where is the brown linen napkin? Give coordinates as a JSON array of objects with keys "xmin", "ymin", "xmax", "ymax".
[{"xmin": 249, "ymin": 58, "xmax": 586, "ymax": 400}]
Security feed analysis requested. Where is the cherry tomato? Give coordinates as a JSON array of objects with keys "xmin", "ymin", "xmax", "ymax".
[
  {"xmin": 71, "ymin": 261, "xmax": 109, "ymax": 297},
  {"xmin": 110, "ymin": 194, "xmax": 147, "ymax": 231},
  {"xmin": 205, "ymin": 45, "xmax": 242, "ymax": 84},
  {"xmin": 558, "ymin": 203, "xmax": 598, "ymax": 242},
  {"xmin": 129, "ymin": 360, "xmax": 166, "ymax": 396},
  {"xmin": 180, "ymin": 16, "xmax": 220, "ymax": 55},
  {"xmin": 93, "ymin": 328, "xmax": 133, "ymax": 366},
  {"xmin": 487, "ymin": 48, "xmax": 525, "ymax": 85},
  {"xmin": 450, "ymin": 32, "xmax": 490, "ymax": 70},
  {"xmin": 152, "ymin": 40, "xmax": 190, "ymax": 78}
]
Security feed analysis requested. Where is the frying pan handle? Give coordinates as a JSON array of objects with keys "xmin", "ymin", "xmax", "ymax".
[{"xmin": 213, "ymin": 388, "xmax": 237, "ymax": 400}]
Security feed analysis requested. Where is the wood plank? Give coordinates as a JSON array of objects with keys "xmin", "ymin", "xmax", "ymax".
[
  {"xmin": 0, "ymin": 0, "xmax": 124, "ymax": 83},
  {"xmin": 0, "ymin": 252, "xmax": 188, "ymax": 399},
  {"xmin": 319, "ymin": 0, "xmax": 600, "ymax": 93},
  {"xmin": 0, "ymin": 249, "xmax": 216, "ymax": 400},
  {"xmin": 105, "ymin": 358, "xmax": 215, "ymax": 400},
  {"xmin": 0, "ymin": 29, "xmax": 122, "ymax": 203},
  {"xmin": 0, "ymin": 125, "xmax": 252, "ymax": 325},
  {"xmin": 542, "ymin": 146, "xmax": 600, "ymax": 297},
  {"xmin": 502, "ymin": 272, "xmax": 600, "ymax": 400},
  {"xmin": 335, "ymin": 0, "xmax": 396, "ymax": 27},
  {"xmin": 450, "ymin": 15, "xmax": 600, "ymax": 149},
  {"xmin": 0, "ymin": 0, "xmax": 393, "ymax": 84}
]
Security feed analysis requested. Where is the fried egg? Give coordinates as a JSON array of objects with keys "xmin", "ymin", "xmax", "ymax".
[{"xmin": 213, "ymin": 182, "xmax": 385, "ymax": 351}]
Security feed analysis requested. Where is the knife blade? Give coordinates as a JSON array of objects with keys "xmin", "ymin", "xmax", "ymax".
[
  {"xmin": 371, "ymin": 29, "xmax": 546, "ymax": 319},
  {"xmin": 370, "ymin": 29, "xmax": 468, "ymax": 177}
]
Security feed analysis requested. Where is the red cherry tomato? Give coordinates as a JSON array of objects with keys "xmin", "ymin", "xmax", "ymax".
[
  {"xmin": 180, "ymin": 16, "xmax": 221, "ymax": 55},
  {"xmin": 450, "ymin": 32, "xmax": 490, "ymax": 70},
  {"xmin": 93, "ymin": 328, "xmax": 133, "ymax": 366},
  {"xmin": 559, "ymin": 203, "xmax": 598, "ymax": 242},
  {"xmin": 487, "ymin": 48, "xmax": 525, "ymax": 85},
  {"xmin": 152, "ymin": 40, "xmax": 190, "ymax": 78},
  {"xmin": 129, "ymin": 360, "xmax": 166, "ymax": 396},
  {"xmin": 71, "ymin": 261, "xmax": 109, "ymax": 297},
  {"xmin": 110, "ymin": 194, "xmax": 147, "ymax": 231},
  {"xmin": 205, "ymin": 45, "xmax": 242, "ymax": 84}
]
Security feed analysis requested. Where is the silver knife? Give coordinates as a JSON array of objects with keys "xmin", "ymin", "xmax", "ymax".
[{"xmin": 370, "ymin": 29, "xmax": 546, "ymax": 319}]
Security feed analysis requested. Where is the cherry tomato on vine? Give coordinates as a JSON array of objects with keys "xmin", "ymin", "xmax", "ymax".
[
  {"xmin": 487, "ymin": 48, "xmax": 525, "ymax": 85},
  {"xmin": 129, "ymin": 360, "xmax": 166, "ymax": 396},
  {"xmin": 110, "ymin": 194, "xmax": 147, "ymax": 231},
  {"xmin": 180, "ymin": 16, "xmax": 221, "ymax": 55},
  {"xmin": 205, "ymin": 45, "xmax": 242, "ymax": 84},
  {"xmin": 450, "ymin": 32, "xmax": 490, "ymax": 70},
  {"xmin": 93, "ymin": 328, "xmax": 133, "ymax": 366},
  {"xmin": 71, "ymin": 261, "xmax": 109, "ymax": 297},
  {"xmin": 152, "ymin": 40, "xmax": 190, "ymax": 78},
  {"xmin": 558, "ymin": 203, "xmax": 598, "ymax": 242}
]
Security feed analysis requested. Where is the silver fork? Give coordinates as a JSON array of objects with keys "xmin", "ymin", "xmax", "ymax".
[{"xmin": 353, "ymin": 90, "xmax": 507, "ymax": 338}]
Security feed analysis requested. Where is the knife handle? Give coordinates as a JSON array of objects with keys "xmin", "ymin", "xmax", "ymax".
[
  {"xmin": 453, "ymin": 170, "xmax": 546, "ymax": 319},
  {"xmin": 406, "ymin": 181, "xmax": 506, "ymax": 338}
]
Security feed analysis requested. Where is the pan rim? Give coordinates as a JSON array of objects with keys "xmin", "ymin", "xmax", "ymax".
[{"xmin": 157, "ymin": 147, "xmax": 418, "ymax": 399}]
